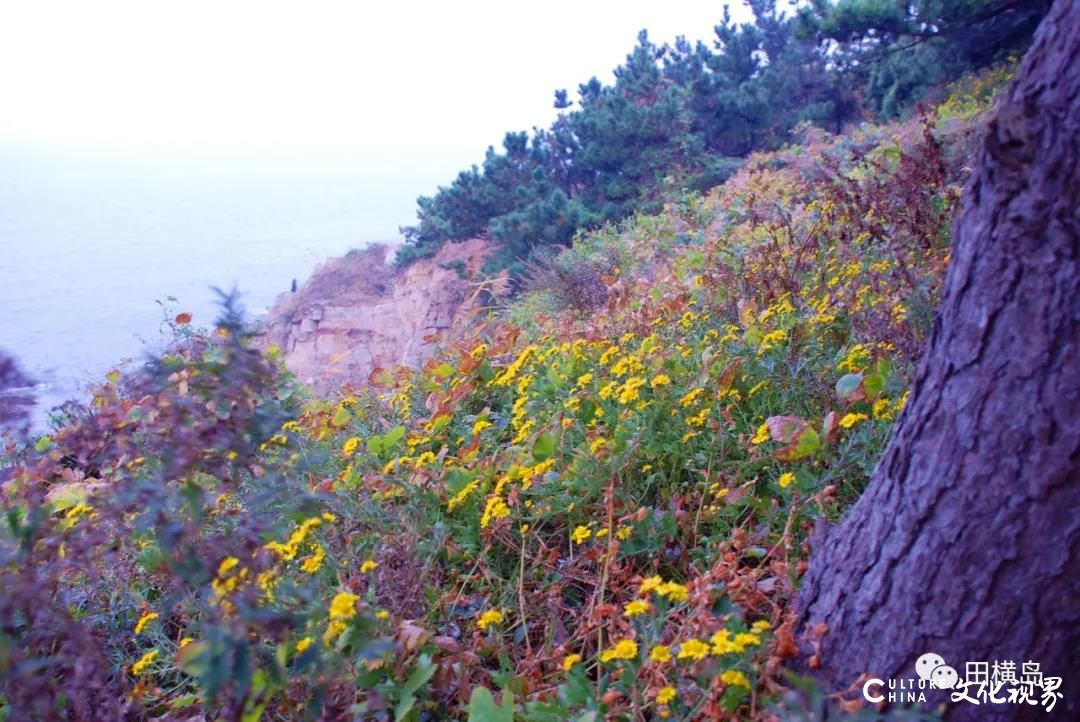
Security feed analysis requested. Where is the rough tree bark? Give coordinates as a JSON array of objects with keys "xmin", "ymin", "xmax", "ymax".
[{"xmin": 796, "ymin": 1, "xmax": 1080, "ymax": 720}]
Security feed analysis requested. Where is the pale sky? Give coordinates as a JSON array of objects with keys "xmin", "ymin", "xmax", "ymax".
[{"xmin": 0, "ymin": 0, "xmax": 750, "ymax": 166}]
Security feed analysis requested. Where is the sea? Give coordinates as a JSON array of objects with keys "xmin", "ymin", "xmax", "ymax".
[{"xmin": 0, "ymin": 143, "xmax": 431, "ymax": 429}]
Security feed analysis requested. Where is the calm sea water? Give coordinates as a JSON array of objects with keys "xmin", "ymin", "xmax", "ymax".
[{"xmin": 0, "ymin": 143, "xmax": 427, "ymax": 428}]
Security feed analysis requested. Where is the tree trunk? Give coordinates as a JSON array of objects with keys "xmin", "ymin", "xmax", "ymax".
[{"xmin": 796, "ymin": 1, "xmax": 1080, "ymax": 720}]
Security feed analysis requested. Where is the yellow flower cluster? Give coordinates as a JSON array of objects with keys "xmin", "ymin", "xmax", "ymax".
[
  {"xmin": 448, "ymin": 479, "xmax": 480, "ymax": 511},
  {"xmin": 493, "ymin": 345, "xmax": 537, "ymax": 386},
  {"xmin": 134, "ymin": 611, "xmax": 159, "ymax": 635},
  {"xmin": 616, "ymin": 376, "xmax": 645, "ymax": 405},
  {"xmin": 476, "ymin": 609, "xmax": 504, "ymax": 630},
  {"xmin": 721, "ymin": 669, "xmax": 750, "ymax": 688},
  {"xmin": 323, "ymin": 591, "xmax": 359, "ymax": 645},
  {"xmin": 571, "ymin": 525, "xmax": 592, "ymax": 544},
  {"xmin": 710, "ymin": 628, "xmax": 762, "ymax": 655},
  {"xmin": 131, "ymin": 649, "xmax": 159, "ymax": 676},
  {"xmin": 300, "ymin": 544, "xmax": 326, "ymax": 574},
  {"xmin": 480, "ymin": 495, "xmax": 510, "ymax": 528},
  {"xmin": 839, "ymin": 412, "xmax": 868, "ymax": 429},
  {"xmin": 266, "ymin": 515, "xmax": 328, "ymax": 562},
  {"xmin": 677, "ymin": 639, "xmax": 710, "ymax": 662},
  {"xmin": 599, "ymin": 638, "xmax": 638, "ymax": 663}
]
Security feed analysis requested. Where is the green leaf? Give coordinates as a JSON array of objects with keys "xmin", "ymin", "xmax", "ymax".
[
  {"xmin": 861, "ymin": 373, "xmax": 885, "ymax": 399},
  {"xmin": 467, "ymin": 687, "xmax": 514, "ymax": 722},
  {"xmin": 774, "ymin": 427, "xmax": 821, "ymax": 462},
  {"xmin": 835, "ymin": 373, "xmax": 865, "ymax": 403},
  {"xmin": 531, "ymin": 431, "xmax": 556, "ymax": 462},
  {"xmin": 401, "ymin": 654, "xmax": 437, "ymax": 698},
  {"xmin": 444, "ymin": 468, "xmax": 476, "ymax": 495},
  {"xmin": 367, "ymin": 436, "xmax": 385, "ymax": 456},
  {"xmin": 331, "ymin": 405, "xmax": 352, "ymax": 428},
  {"xmin": 34, "ymin": 436, "xmax": 53, "ymax": 453},
  {"xmin": 792, "ymin": 428, "xmax": 821, "ymax": 458},
  {"xmin": 384, "ymin": 425, "xmax": 406, "ymax": 450}
]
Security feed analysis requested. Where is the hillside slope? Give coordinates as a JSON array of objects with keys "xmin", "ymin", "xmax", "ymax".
[{"xmin": 0, "ymin": 68, "xmax": 1010, "ymax": 721}]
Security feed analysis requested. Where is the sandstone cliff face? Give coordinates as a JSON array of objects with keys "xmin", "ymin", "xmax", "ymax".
[{"xmin": 260, "ymin": 239, "xmax": 494, "ymax": 391}]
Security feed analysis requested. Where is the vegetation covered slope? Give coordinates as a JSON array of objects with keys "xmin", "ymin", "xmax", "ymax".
[
  {"xmin": 396, "ymin": 0, "xmax": 1046, "ymax": 275},
  {"xmin": 0, "ymin": 70, "xmax": 1008, "ymax": 721}
]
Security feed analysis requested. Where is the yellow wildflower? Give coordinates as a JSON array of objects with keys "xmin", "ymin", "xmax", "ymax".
[
  {"xmin": 131, "ymin": 649, "xmax": 159, "ymax": 676},
  {"xmin": 576, "ymin": 373, "xmax": 593, "ymax": 387},
  {"xmin": 751, "ymin": 423, "xmax": 771, "ymax": 444},
  {"xmin": 711, "ymin": 630, "xmax": 738, "ymax": 655},
  {"xmin": 448, "ymin": 479, "xmax": 480, "ymax": 511},
  {"xmin": 624, "ymin": 600, "xmax": 650, "ymax": 618},
  {"xmin": 677, "ymin": 639, "xmax": 710, "ymax": 662},
  {"xmin": 359, "ymin": 559, "xmax": 378, "ymax": 573},
  {"xmin": 342, "ymin": 437, "xmax": 360, "ymax": 456},
  {"xmin": 650, "ymin": 645, "xmax": 672, "ymax": 663},
  {"xmin": 571, "ymin": 525, "xmax": 592, "ymax": 544},
  {"xmin": 657, "ymin": 581, "xmax": 688, "ymax": 602},
  {"xmin": 218, "ymin": 557, "xmax": 240, "ymax": 577},
  {"xmin": 751, "ymin": 620, "xmax": 772, "ymax": 633},
  {"xmin": 301, "ymin": 544, "xmax": 326, "ymax": 574},
  {"xmin": 599, "ymin": 638, "xmax": 638, "ymax": 663},
  {"xmin": 476, "ymin": 609, "xmax": 504, "ymax": 631},
  {"xmin": 639, "ymin": 575, "xmax": 663, "ymax": 595},
  {"xmin": 616, "ymin": 525, "xmax": 633, "ymax": 540},
  {"xmin": 778, "ymin": 472, "xmax": 795, "ymax": 489},
  {"xmin": 618, "ymin": 377, "xmax": 646, "ymax": 405},
  {"xmin": 472, "ymin": 418, "xmax": 493, "ymax": 435},
  {"xmin": 511, "ymin": 420, "xmax": 534, "ymax": 444},
  {"xmin": 493, "ymin": 345, "xmax": 537, "ymax": 386},
  {"xmin": 734, "ymin": 632, "xmax": 761, "ymax": 648},
  {"xmin": 296, "ymin": 637, "xmax": 315, "ymax": 654},
  {"xmin": 651, "ymin": 374, "xmax": 671, "ymax": 388},
  {"xmin": 65, "ymin": 502, "xmax": 95, "ymax": 522},
  {"xmin": 134, "ymin": 611, "xmax": 159, "ymax": 635},
  {"xmin": 323, "ymin": 620, "xmax": 347, "ymax": 645},
  {"xmin": 721, "ymin": 669, "xmax": 750, "ymax": 688},
  {"xmin": 480, "ymin": 495, "xmax": 510, "ymax": 528},
  {"xmin": 376, "ymin": 610, "xmax": 390, "ymax": 620},
  {"xmin": 598, "ymin": 381, "xmax": 618, "ymax": 400},
  {"xmin": 589, "ymin": 437, "xmax": 608, "ymax": 455},
  {"xmin": 562, "ymin": 653, "xmax": 582, "ymax": 672},
  {"xmin": 839, "ymin": 412, "xmax": 868, "ymax": 429},
  {"xmin": 329, "ymin": 592, "xmax": 359, "ymax": 620},
  {"xmin": 656, "ymin": 686, "xmax": 677, "ymax": 704},
  {"xmin": 178, "ymin": 637, "xmax": 193, "ymax": 649}
]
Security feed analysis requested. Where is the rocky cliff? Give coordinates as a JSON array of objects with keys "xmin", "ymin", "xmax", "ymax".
[{"xmin": 260, "ymin": 239, "xmax": 496, "ymax": 391}]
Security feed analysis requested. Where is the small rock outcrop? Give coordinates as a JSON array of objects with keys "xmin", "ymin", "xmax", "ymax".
[{"xmin": 260, "ymin": 239, "xmax": 496, "ymax": 391}]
